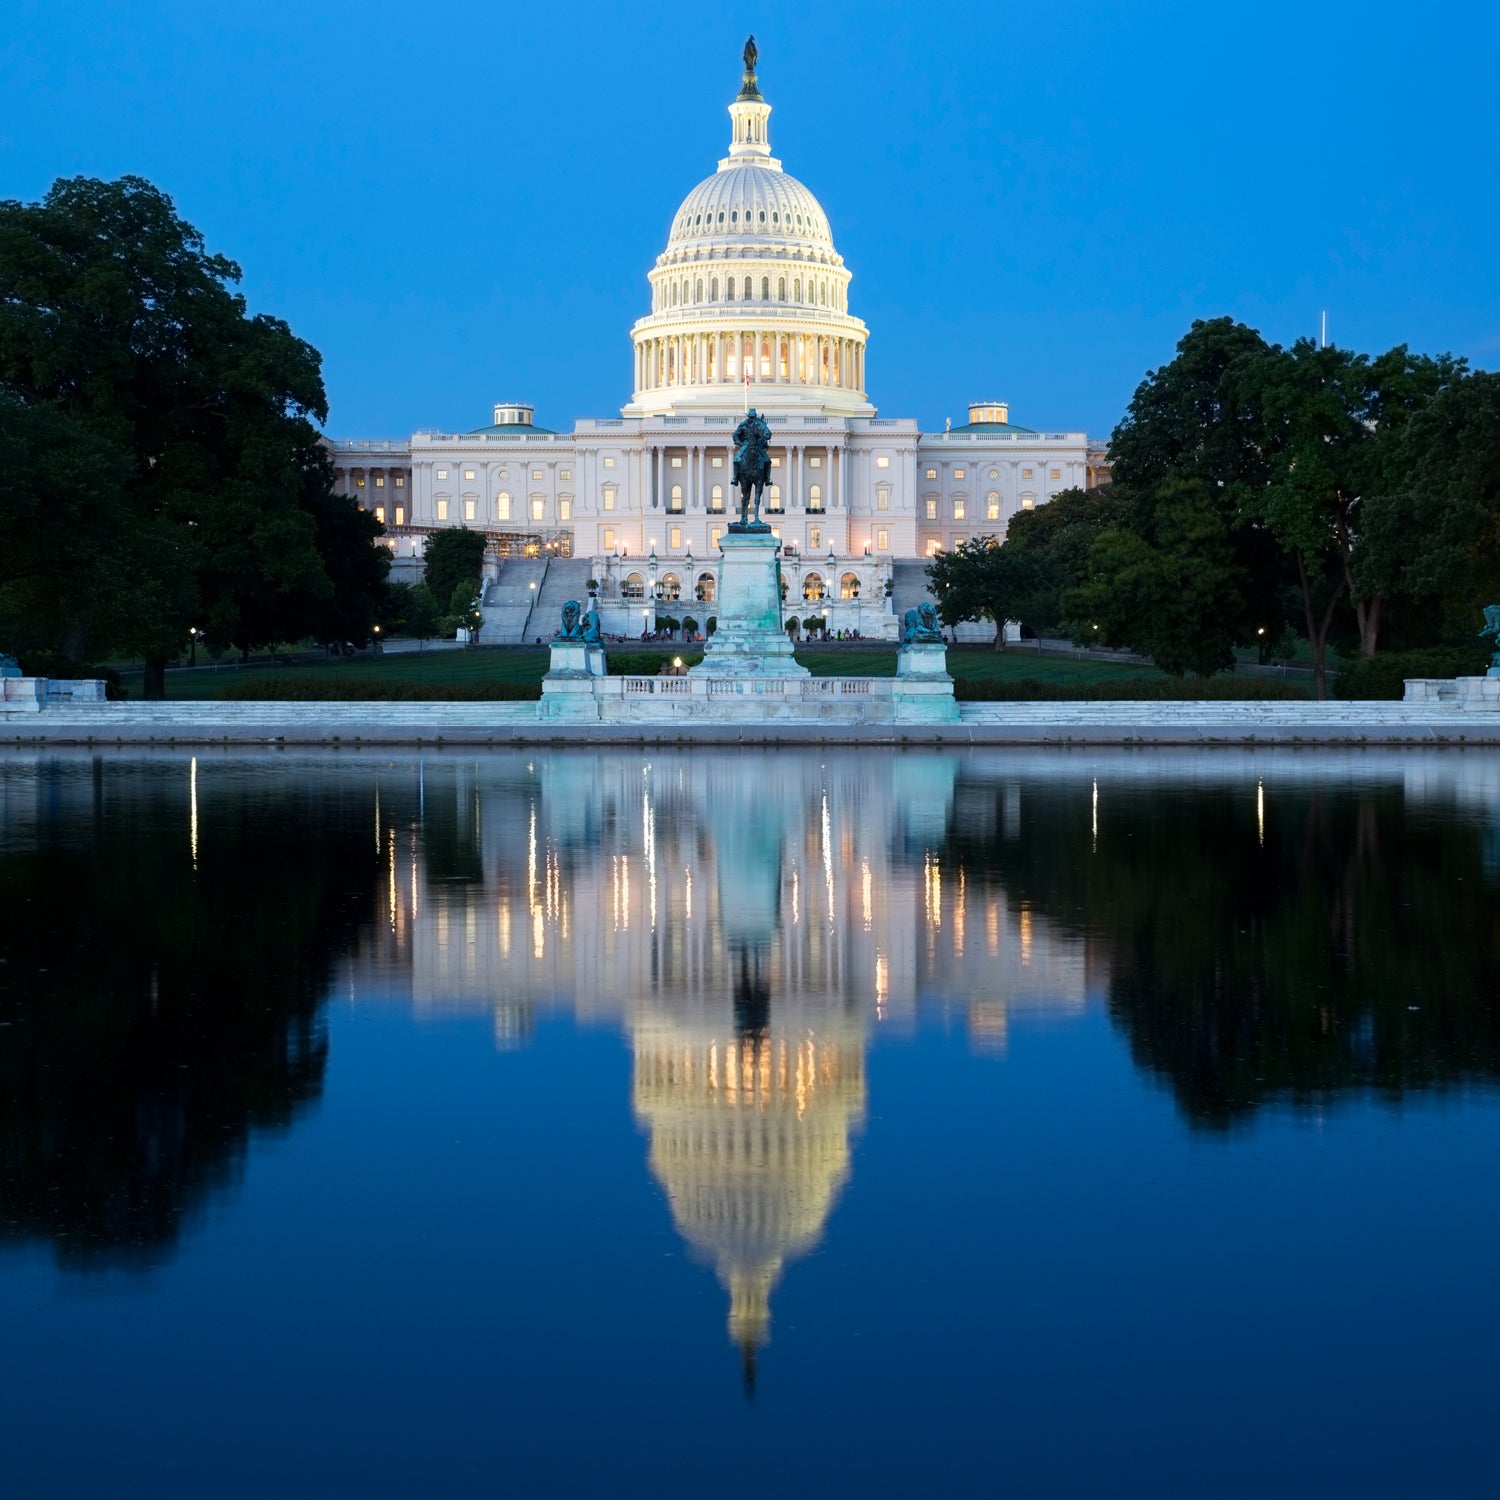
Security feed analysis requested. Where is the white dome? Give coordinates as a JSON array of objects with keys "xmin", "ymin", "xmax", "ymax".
[{"xmin": 665, "ymin": 165, "xmax": 835, "ymax": 258}]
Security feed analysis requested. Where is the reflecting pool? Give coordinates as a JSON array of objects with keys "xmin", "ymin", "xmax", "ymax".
[{"xmin": 1, "ymin": 748, "xmax": 1496, "ymax": 1498}]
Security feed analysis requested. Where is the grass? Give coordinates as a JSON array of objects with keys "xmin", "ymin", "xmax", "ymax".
[{"xmin": 125, "ymin": 640, "xmax": 1309, "ymax": 702}]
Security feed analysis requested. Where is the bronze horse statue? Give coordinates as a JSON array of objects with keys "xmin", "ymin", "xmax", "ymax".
[{"xmin": 733, "ymin": 408, "xmax": 772, "ymax": 528}]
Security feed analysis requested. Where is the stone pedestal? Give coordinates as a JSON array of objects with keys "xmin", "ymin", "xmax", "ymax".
[
  {"xmin": 0, "ymin": 678, "xmax": 45, "ymax": 713},
  {"xmin": 892, "ymin": 642, "xmax": 959, "ymax": 723},
  {"xmin": 1456, "ymin": 675, "xmax": 1500, "ymax": 710},
  {"xmin": 539, "ymin": 638, "xmax": 607, "ymax": 719},
  {"xmin": 897, "ymin": 642, "xmax": 948, "ymax": 678},
  {"xmin": 692, "ymin": 529, "xmax": 808, "ymax": 679}
]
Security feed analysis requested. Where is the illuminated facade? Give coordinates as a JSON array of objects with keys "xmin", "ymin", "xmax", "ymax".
[{"xmin": 326, "ymin": 46, "xmax": 1095, "ymax": 639}]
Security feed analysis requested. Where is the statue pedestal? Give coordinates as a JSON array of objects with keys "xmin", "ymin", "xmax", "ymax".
[
  {"xmin": 539, "ymin": 638, "xmax": 606, "ymax": 719},
  {"xmin": 692, "ymin": 531, "xmax": 808, "ymax": 679},
  {"xmin": 892, "ymin": 643, "xmax": 959, "ymax": 723},
  {"xmin": 897, "ymin": 643, "xmax": 948, "ymax": 677}
]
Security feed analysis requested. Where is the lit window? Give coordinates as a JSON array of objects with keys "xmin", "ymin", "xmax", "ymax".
[
  {"xmin": 803, "ymin": 572, "xmax": 826, "ymax": 602},
  {"xmin": 1022, "ymin": 495, "xmax": 1035, "ymax": 510},
  {"xmin": 987, "ymin": 493, "xmax": 1000, "ymax": 520},
  {"xmin": 603, "ymin": 527, "xmax": 616, "ymax": 550},
  {"xmin": 603, "ymin": 488, "xmax": 616, "ymax": 511},
  {"xmin": 770, "ymin": 456, "xmax": 781, "ymax": 468},
  {"xmin": 927, "ymin": 539, "xmax": 941, "ymax": 556},
  {"xmin": 561, "ymin": 469, "xmax": 572, "ymax": 480},
  {"xmin": 925, "ymin": 499, "xmax": 937, "ymax": 519},
  {"xmin": 374, "ymin": 475, "xmax": 385, "ymax": 488},
  {"xmin": 436, "ymin": 498, "xmax": 449, "ymax": 521},
  {"xmin": 603, "ymin": 456, "xmax": 616, "ymax": 469},
  {"xmin": 809, "ymin": 527, "xmax": 822, "ymax": 550},
  {"xmin": 356, "ymin": 477, "xmax": 365, "ymax": 487},
  {"xmin": 840, "ymin": 572, "xmax": 860, "ymax": 600},
  {"xmin": 374, "ymin": 505, "xmax": 385, "ymax": 523},
  {"xmin": 669, "ymin": 484, "xmax": 683, "ymax": 512},
  {"xmin": 669, "ymin": 526, "xmax": 682, "ymax": 549},
  {"xmin": 464, "ymin": 499, "xmax": 476, "ymax": 521},
  {"xmin": 925, "ymin": 468, "xmax": 937, "ymax": 479},
  {"xmin": 710, "ymin": 527, "xmax": 723, "ymax": 549},
  {"xmin": 988, "ymin": 469, "xmax": 998, "ymax": 479},
  {"xmin": 395, "ymin": 476, "xmax": 405, "ymax": 488},
  {"xmin": 1022, "ymin": 468, "xmax": 1033, "ymax": 480},
  {"xmin": 954, "ymin": 468, "xmax": 965, "ymax": 479},
  {"xmin": 711, "ymin": 455, "xmax": 724, "ymax": 468},
  {"xmin": 876, "ymin": 455, "xmax": 890, "ymax": 469},
  {"xmin": 671, "ymin": 456, "xmax": 683, "ymax": 468},
  {"xmin": 877, "ymin": 488, "xmax": 890, "ymax": 512},
  {"xmin": 436, "ymin": 468, "xmax": 448, "ymax": 480},
  {"xmin": 531, "ymin": 499, "xmax": 544, "ymax": 521},
  {"xmin": 1051, "ymin": 469, "xmax": 1062, "ymax": 480},
  {"xmin": 497, "ymin": 492, "xmax": 511, "ymax": 520},
  {"xmin": 954, "ymin": 499, "xmax": 966, "ymax": 520},
  {"xmin": 394, "ymin": 506, "xmax": 405, "ymax": 526},
  {"xmin": 807, "ymin": 484, "xmax": 822, "ymax": 511},
  {"xmin": 876, "ymin": 528, "xmax": 889, "ymax": 550},
  {"xmin": 532, "ymin": 468, "xmax": 543, "ymax": 480},
  {"xmin": 766, "ymin": 483, "xmax": 782, "ymax": 513},
  {"xmin": 560, "ymin": 499, "xmax": 571, "ymax": 521},
  {"xmin": 809, "ymin": 455, "xmax": 822, "ymax": 468},
  {"xmin": 710, "ymin": 485, "xmax": 724, "ymax": 512},
  {"xmin": 464, "ymin": 469, "xmax": 476, "ymax": 481}
]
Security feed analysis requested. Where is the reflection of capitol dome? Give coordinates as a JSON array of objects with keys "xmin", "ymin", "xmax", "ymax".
[
  {"xmin": 624, "ymin": 43, "xmax": 873, "ymax": 419},
  {"xmin": 632, "ymin": 1014, "xmax": 866, "ymax": 1386}
]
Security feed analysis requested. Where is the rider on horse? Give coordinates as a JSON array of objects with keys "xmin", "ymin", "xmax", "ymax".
[{"xmin": 732, "ymin": 407, "xmax": 773, "ymax": 526}]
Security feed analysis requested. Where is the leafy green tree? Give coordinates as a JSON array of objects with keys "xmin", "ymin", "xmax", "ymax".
[
  {"xmin": 1004, "ymin": 485, "xmax": 1122, "ymax": 635},
  {"xmin": 404, "ymin": 583, "xmax": 443, "ymax": 648},
  {"xmin": 925, "ymin": 536, "xmax": 1052, "ymax": 649},
  {"xmin": 0, "ymin": 176, "xmax": 386, "ymax": 695},
  {"xmin": 423, "ymin": 528, "xmax": 488, "ymax": 612},
  {"xmin": 446, "ymin": 581, "xmax": 483, "ymax": 642}
]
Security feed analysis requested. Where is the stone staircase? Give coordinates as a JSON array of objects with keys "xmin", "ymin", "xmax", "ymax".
[
  {"xmin": 529, "ymin": 558, "xmax": 594, "ymax": 640},
  {"xmin": 478, "ymin": 559, "xmax": 547, "ymax": 644}
]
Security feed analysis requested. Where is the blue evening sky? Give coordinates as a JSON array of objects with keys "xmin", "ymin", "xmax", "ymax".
[{"xmin": 5, "ymin": 0, "xmax": 1495, "ymax": 440}]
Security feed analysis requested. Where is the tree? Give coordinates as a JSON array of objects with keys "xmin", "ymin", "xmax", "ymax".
[
  {"xmin": 423, "ymin": 528, "xmax": 487, "ymax": 612},
  {"xmin": 444, "ymin": 581, "xmax": 483, "ymax": 643},
  {"xmin": 0, "ymin": 176, "xmax": 387, "ymax": 695},
  {"xmin": 1069, "ymin": 480, "xmax": 1245, "ymax": 676},
  {"xmin": 924, "ymin": 537, "xmax": 1052, "ymax": 649},
  {"xmin": 1004, "ymin": 485, "xmax": 1122, "ymax": 636},
  {"xmin": 404, "ymin": 584, "xmax": 442, "ymax": 648}
]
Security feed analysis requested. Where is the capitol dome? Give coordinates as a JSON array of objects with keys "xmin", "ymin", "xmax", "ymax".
[{"xmin": 623, "ymin": 40, "xmax": 873, "ymax": 419}]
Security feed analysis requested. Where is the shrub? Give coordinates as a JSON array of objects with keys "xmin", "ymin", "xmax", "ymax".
[
  {"xmin": 217, "ymin": 677, "xmax": 541, "ymax": 702},
  {"xmin": 1332, "ymin": 646, "xmax": 1489, "ymax": 700},
  {"xmin": 952, "ymin": 676, "xmax": 1312, "ymax": 702},
  {"xmin": 607, "ymin": 651, "xmax": 704, "ymax": 677}
]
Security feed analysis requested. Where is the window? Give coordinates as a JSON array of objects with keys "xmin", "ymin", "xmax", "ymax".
[
  {"xmin": 710, "ymin": 485, "xmax": 724, "ymax": 512},
  {"xmin": 711, "ymin": 455, "xmax": 723, "ymax": 468},
  {"xmin": 436, "ymin": 468, "xmax": 448, "ymax": 480},
  {"xmin": 954, "ymin": 468, "xmax": 965, "ymax": 480},
  {"xmin": 464, "ymin": 499, "xmax": 477, "ymax": 521},
  {"xmin": 531, "ymin": 468, "xmax": 543, "ymax": 480},
  {"xmin": 497, "ymin": 492, "xmax": 511, "ymax": 520},
  {"xmin": 710, "ymin": 527, "xmax": 723, "ymax": 549},
  {"xmin": 560, "ymin": 469, "xmax": 572, "ymax": 480},
  {"xmin": 927, "ymin": 539, "xmax": 942, "ymax": 556},
  {"xmin": 395, "ymin": 476, "xmax": 405, "ymax": 488},
  {"xmin": 623, "ymin": 572, "xmax": 645, "ymax": 600},
  {"xmin": 727, "ymin": 276, "xmax": 736, "ymax": 300},
  {"xmin": 603, "ymin": 488, "xmax": 616, "ymax": 511},
  {"xmin": 987, "ymin": 493, "xmax": 1000, "ymax": 520},
  {"xmin": 925, "ymin": 499, "xmax": 938, "ymax": 519},
  {"xmin": 603, "ymin": 527, "xmax": 616, "ymax": 550},
  {"xmin": 877, "ymin": 488, "xmax": 890, "ymax": 511},
  {"xmin": 809, "ymin": 455, "xmax": 822, "ymax": 468},
  {"xmin": 669, "ymin": 526, "xmax": 682, "ymax": 550},
  {"xmin": 603, "ymin": 456, "xmax": 616, "ymax": 469},
  {"xmin": 809, "ymin": 527, "xmax": 822, "ymax": 550},
  {"xmin": 770, "ymin": 456, "xmax": 781, "ymax": 468},
  {"xmin": 778, "ymin": 277, "xmax": 786, "ymax": 299},
  {"xmin": 803, "ymin": 572, "xmax": 825, "ymax": 601},
  {"xmin": 807, "ymin": 484, "xmax": 822, "ymax": 512},
  {"xmin": 925, "ymin": 468, "xmax": 937, "ymax": 479},
  {"xmin": 671, "ymin": 456, "xmax": 683, "ymax": 468},
  {"xmin": 876, "ymin": 455, "xmax": 890, "ymax": 469},
  {"xmin": 560, "ymin": 499, "xmax": 571, "ymax": 521},
  {"xmin": 696, "ymin": 571, "xmax": 716, "ymax": 602},
  {"xmin": 988, "ymin": 469, "xmax": 998, "ymax": 479},
  {"xmin": 375, "ymin": 475, "xmax": 385, "ymax": 488},
  {"xmin": 660, "ymin": 571, "xmax": 681, "ymax": 600},
  {"xmin": 840, "ymin": 572, "xmax": 861, "ymax": 600},
  {"xmin": 394, "ymin": 506, "xmax": 405, "ymax": 526},
  {"xmin": 1021, "ymin": 495, "xmax": 1035, "ymax": 510},
  {"xmin": 954, "ymin": 499, "xmax": 966, "ymax": 520},
  {"xmin": 373, "ymin": 505, "xmax": 385, "ymax": 523},
  {"xmin": 436, "ymin": 498, "xmax": 449, "ymax": 521},
  {"xmin": 669, "ymin": 484, "xmax": 683, "ymax": 512},
  {"xmin": 531, "ymin": 499, "xmax": 545, "ymax": 521},
  {"xmin": 876, "ymin": 528, "xmax": 889, "ymax": 551},
  {"xmin": 1051, "ymin": 468, "xmax": 1062, "ymax": 480},
  {"xmin": 762, "ymin": 276, "xmax": 770, "ymax": 300},
  {"xmin": 464, "ymin": 469, "xmax": 476, "ymax": 481},
  {"xmin": 1022, "ymin": 468, "xmax": 1034, "ymax": 480},
  {"xmin": 765, "ymin": 483, "xmax": 782, "ymax": 513}
]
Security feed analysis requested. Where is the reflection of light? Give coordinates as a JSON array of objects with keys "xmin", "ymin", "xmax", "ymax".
[
  {"xmin": 1092, "ymin": 779, "xmax": 1098, "ymax": 851},
  {"xmin": 527, "ymin": 804, "xmax": 538, "ymax": 915},
  {"xmin": 954, "ymin": 869, "xmax": 966, "ymax": 956},
  {"xmin": 189, "ymin": 756, "xmax": 198, "ymax": 870},
  {"xmin": 533, "ymin": 905, "xmax": 544, "ymax": 959},
  {"xmin": 374, "ymin": 787, "xmax": 381, "ymax": 854},
  {"xmin": 874, "ymin": 952, "xmax": 888, "ymax": 1019},
  {"xmin": 1019, "ymin": 906, "xmax": 1033, "ymax": 967},
  {"xmin": 388, "ymin": 828, "xmax": 398, "ymax": 933},
  {"xmin": 791, "ymin": 868, "xmax": 800, "ymax": 926},
  {"xmin": 861, "ymin": 859, "xmax": 872, "ymax": 931},
  {"xmin": 1257, "ymin": 780, "xmax": 1265, "ymax": 846},
  {"xmin": 685, "ymin": 865, "xmax": 693, "ymax": 923},
  {"xmin": 644, "ymin": 788, "xmax": 657, "ymax": 932},
  {"xmin": 821, "ymin": 791, "xmax": 834, "ymax": 922},
  {"xmin": 987, "ymin": 900, "xmax": 1000, "ymax": 955},
  {"xmin": 924, "ymin": 855, "xmax": 942, "ymax": 929},
  {"xmin": 498, "ymin": 899, "xmax": 510, "ymax": 957}
]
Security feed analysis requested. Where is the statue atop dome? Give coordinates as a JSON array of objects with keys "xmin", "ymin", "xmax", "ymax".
[{"xmin": 738, "ymin": 34, "xmax": 761, "ymax": 100}]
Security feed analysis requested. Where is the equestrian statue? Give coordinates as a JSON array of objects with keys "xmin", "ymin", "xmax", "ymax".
[{"xmin": 732, "ymin": 407, "xmax": 773, "ymax": 530}]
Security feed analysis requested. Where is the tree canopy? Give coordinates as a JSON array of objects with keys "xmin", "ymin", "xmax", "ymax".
[
  {"xmin": 924, "ymin": 536, "xmax": 1053, "ymax": 649},
  {"xmin": 0, "ymin": 175, "xmax": 388, "ymax": 693}
]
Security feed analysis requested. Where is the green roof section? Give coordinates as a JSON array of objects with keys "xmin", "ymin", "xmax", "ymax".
[
  {"xmin": 938, "ymin": 420, "xmax": 1037, "ymax": 435},
  {"xmin": 465, "ymin": 422, "xmax": 557, "ymax": 436}
]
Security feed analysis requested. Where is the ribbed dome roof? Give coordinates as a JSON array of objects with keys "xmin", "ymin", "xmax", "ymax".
[{"xmin": 666, "ymin": 165, "xmax": 834, "ymax": 254}]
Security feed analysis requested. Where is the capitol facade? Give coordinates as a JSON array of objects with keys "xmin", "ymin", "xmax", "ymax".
[{"xmin": 327, "ymin": 44, "xmax": 1105, "ymax": 640}]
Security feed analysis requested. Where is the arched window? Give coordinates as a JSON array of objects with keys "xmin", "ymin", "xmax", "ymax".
[
  {"xmin": 659, "ymin": 573, "xmax": 682, "ymax": 601},
  {"xmin": 778, "ymin": 277, "xmax": 786, "ymax": 300},
  {"xmin": 727, "ymin": 276, "xmax": 736, "ymax": 300},
  {"xmin": 765, "ymin": 482, "xmax": 782, "ymax": 512},
  {"xmin": 803, "ymin": 572, "xmax": 826, "ymax": 601},
  {"xmin": 710, "ymin": 484, "xmax": 724, "ymax": 512},
  {"xmin": 819, "ymin": 281, "xmax": 827, "ymax": 306},
  {"xmin": 840, "ymin": 572, "xmax": 861, "ymax": 600},
  {"xmin": 760, "ymin": 338, "xmax": 772, "ymax": 378},
  {"xmin": 807, "ymin": 483, "xmax": 823, "ymax": 512},
  {"xmin": 623, "ymin": 572, "xmax": 646, "ymax": 600},
  {"xmin": 695, "ymin": 278, "xmax": 703, "ymax": 303},
  {"xmin": 778, "ymin": 338, "xmax": 789, "ymax": 379},
  {"xmin": 696, "ymin": 572, "xmax": 716, "ymax": 602},
  {"xmin": 496, "ymin": 491, "xmax": 511, "ymax": 521},
  {"xmin": 669, "ymin": 483, "xmax": 683, "ymax": 512},
  {"xmin": 794, "ymin": 277, "xmax": 802, "ymax": 302},
  {"xmin": 670, "ymin": 283, "xmax": 678, "ymax": 307},
  {"xmin": 987, "ymin": 492, "xmax": 1001, "ymax": 521},
  {"xmin": 761, "ymin": 276, "xmax": 770, "ymax": 300},
  {"xmin": 710, "ymin": 276, "xmax": 719, "ymax": 300}
]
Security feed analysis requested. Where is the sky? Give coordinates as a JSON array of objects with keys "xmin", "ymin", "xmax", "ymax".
[{"xmin": 4, "ymin": 0, "xmax": 1496, "ymax": 441}]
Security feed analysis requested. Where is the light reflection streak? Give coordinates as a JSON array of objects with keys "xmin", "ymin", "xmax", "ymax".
[
  {"xmin": 861, "ymin": 859, "xmax": 872, "ymax": 931},
  {"xmin": 821, "ymin": 791, "xmax": 834, "ymax": 922},
  {"xmin": 1258, "ymin": 780, "xmax": 1265, "ymax": 846},
  {"xmin": 1092, "ymin": 779, "xmax": 1098, "ymax": 851},
  {"xmin": 189, "ymin": 757, "xmax": 198, "ymax": 871}
]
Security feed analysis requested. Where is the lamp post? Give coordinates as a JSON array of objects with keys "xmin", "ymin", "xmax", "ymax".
[
  {"xmin": 372, "ymin": 624, "xmax": 382, "ymax": 655},
  {"xmin": 187, "ymin": 626, "xmax": 199, "ymax": 667}
]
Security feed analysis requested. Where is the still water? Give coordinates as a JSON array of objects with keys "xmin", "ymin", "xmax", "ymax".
[{"xmin": 0, "ymin": 748, "xmax": 1496, "ymax": 1498}]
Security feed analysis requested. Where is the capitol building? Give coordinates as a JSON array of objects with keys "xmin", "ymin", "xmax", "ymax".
[{"xmin": 328, "ymin": 43, "xmax": 1105, "ymax": 640}]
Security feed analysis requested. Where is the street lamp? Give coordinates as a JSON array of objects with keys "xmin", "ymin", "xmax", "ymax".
[
  {"xmin": 187, "ymin": 626, "xmax": 199, "ymax": 667},
  {"xmin": 372, "ymin": 624, "xmax": 382, "ymax": 654}
]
